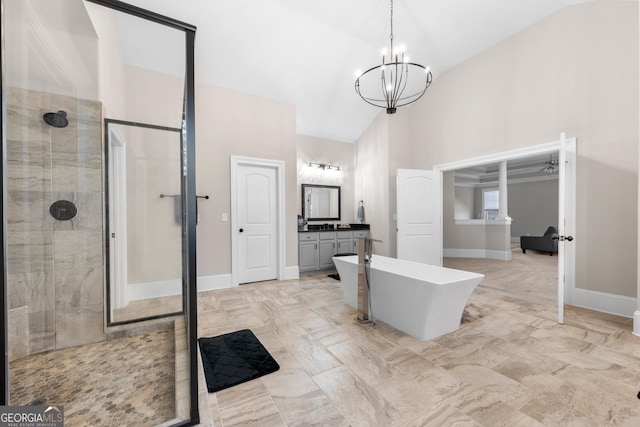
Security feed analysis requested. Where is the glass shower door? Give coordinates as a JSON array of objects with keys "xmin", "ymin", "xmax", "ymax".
[
  {"xmin": 2, "ymin": 0, "xmax": 199, "ymax": 425},
  {"xmin": 106, "ymin": 121, "xmax": 184, "ymax": 324}
]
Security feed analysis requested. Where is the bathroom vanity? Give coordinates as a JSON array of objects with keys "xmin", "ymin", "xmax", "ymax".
[
  {"xmin": 298, "ymin": 226, "xmax": 369, "ymax": 273},
  {"xmin": 299, "ymin": 182, "xmax": 369, "ymax": 272}
]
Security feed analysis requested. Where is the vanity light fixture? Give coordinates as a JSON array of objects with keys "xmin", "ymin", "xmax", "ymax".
[
  {"xmin": 308, "ymin": 162, "xmax": 341, "ymax": 171},
  {"xmin": 354, "ymin": 0, "xmax": 432, "ymax": 114}
]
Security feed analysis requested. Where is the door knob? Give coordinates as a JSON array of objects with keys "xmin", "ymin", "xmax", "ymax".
[
  {"xmin": 554, "ymin": 235, "xmax": 574, "ymax": 242},
  {"xmin": 239, "ymin": 228, "xmax": 244, "ymax": 233}
]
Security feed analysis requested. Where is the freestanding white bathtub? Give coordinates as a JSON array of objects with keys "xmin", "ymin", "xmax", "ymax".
[{"xmin": 332, "ymin": 255, "xmax": 484, "ymax": 340}]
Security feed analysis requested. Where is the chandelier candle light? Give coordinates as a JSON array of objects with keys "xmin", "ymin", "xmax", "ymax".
[{"xmin": 355, "ymin": 0, "xmax": 432, "ymax": 114}]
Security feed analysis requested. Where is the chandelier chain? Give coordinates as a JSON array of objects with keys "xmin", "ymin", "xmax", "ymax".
[{"xmin": 390, "ymin": 0, "xmax": 394, "ymax": 42}]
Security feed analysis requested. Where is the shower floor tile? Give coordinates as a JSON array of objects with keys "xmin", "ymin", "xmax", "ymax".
[{"xmin": 9, "ymin": 329, "xmax": 175, "ymax": 427}]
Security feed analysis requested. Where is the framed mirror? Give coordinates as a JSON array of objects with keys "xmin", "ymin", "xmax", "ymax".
[{"xmin": 302, "ymin": 184, "xmax": 341, "ymax": 220}]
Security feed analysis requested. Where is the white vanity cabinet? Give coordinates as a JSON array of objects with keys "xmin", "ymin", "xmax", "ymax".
[{"xmin": 298, "ymin": 229, "xmax": 369, "ymax": 273}]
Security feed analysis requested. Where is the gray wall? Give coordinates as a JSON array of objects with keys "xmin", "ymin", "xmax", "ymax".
[
  {"xmin": 443, "ymin": 171, "xmax": 511, "ymax": 254},
  {"xmin": 509, "ymin": 179, "xmax": 559, "ymax": 240},
  {"xmin": 453, "ymin": 177, "xmax": 560, "ymax": 239},
  {"xmin": 455, "ymin": 186, "xmax": 475, "ymax": 219}
]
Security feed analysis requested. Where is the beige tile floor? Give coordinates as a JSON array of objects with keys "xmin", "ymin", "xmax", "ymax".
[{"xmin": 196, "ymin": 249, "xmax": 640, "ymax": 426}]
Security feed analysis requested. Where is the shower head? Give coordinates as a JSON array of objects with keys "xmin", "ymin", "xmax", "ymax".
[{"xmin": 43, "ymin": 110, "xmax": 69, "ymax": 128}]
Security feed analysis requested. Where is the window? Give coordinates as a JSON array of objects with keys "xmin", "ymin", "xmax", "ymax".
[{"xmin": 483, "ymin": 189, "xmax": 499, "ymax": 220}]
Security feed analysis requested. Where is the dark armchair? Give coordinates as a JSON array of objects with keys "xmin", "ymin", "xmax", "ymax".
[{"xmin": 520, "ymin": 226, "xmax": 558, "ymax": 256}]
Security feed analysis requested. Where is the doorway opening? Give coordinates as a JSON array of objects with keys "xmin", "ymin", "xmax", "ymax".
[{"xmin": 434, "ymin": 136, "xmax": 576, "ymax": 324}]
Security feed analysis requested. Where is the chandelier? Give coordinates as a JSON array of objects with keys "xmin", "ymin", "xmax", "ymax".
[{"xmin": 355, "ymin": 0, "xmax": 432, "ymax": 114}]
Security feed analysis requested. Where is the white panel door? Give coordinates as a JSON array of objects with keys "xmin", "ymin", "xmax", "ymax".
[
  {"xmin": 397, "ymin": 169, "xmax": 443, "ymax": 266},
  {"xmin": 237, "ymin": 165, "xmax": 277, "ymax": 283},
  {"xmin": 557, "ymin": 134, "xmax": 576, "ymax": 324}
]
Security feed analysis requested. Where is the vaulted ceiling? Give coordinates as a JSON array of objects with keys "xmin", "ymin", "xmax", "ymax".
[
  {"xmin": 10, "ymin": 0, "xmax": 596, "ymax": 143},
  {"xmin": 124, "ymin": 0, "xmax": 596, "ymax": 142}
]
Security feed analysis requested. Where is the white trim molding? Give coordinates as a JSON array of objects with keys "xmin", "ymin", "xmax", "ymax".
[
  {"xmin": 570, "ymin": 288, "xmax": 636, "ymax": 319},
  {"xmin": 634, "ymin": 311, "xmax": 640, "ymax": 336},
  {"xmin": 128, "ymin": 279, "xmax": 181, "ymax": 301},
  {"xmin": 434, "ymin": 139, "xmax": 574, "ymax": 172},
  {"xmin": 129, "ymin": 274, "xmax": 236, "ymax": 301},
  {"xmin": 444, "ymin": 248, "xmax": 512, "ymax": 261},
  {"xmin": 284, "ymin": 266, "xmax": 300, "ymax": 281},
  {"xmin": 455, "ymin": 173, "xmax": 559, "ymax": 188},
  {"xmin": 454, "ymin": 218, "xmax": 513, "ymax": 226},
  {"xmin": 197, "ymin": 274, "xmax": 234, "ymax": 291},
  {"xmin": 127, "ymin": 269, "xmax": 300, "ymax": 301}
]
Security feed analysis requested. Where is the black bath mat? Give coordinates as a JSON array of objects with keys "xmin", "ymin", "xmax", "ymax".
[{"xmin": 198, "ymin": 329, "xmax": 279, "ymax": 393}]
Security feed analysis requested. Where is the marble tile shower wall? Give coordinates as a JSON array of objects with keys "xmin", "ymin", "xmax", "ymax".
[{"xmin": 6, "ymin": 87, "xmax": 105, "ymax": 360}]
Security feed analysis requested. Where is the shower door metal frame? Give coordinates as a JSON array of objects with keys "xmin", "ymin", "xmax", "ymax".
[
  {"xmin": 1, "ymin": 0, "xmax": 200, "ymax": 424},
  {"xmin": 104, "ymin": 118, "xmax": 184, "ymax": 326},
  {"xmin": 1, "ymin": 0, "xmax": 7, "ymax": 403}
]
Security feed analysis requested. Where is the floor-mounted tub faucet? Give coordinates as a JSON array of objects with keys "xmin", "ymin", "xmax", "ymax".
[{"xmin": 356, "ymin": 236, "xmax": 381, "ymax": 324}]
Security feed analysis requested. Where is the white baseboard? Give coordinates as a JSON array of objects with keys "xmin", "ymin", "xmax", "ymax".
[
  {"xmin": 128, "ymin": 278, "xmax": 181, "ymax": 301},
  {"xmin": 284, "ymin": 265, "xmax": 299, "ymax": 280},
  {"xmin": 444, "ymin": 248, "xmax": 512, "ymax": 261},
  {"xmin": 128, "ymin": 269, "xmax": 304, "ymax": 301},
  {"xmin": 198, "ymin": 274, "xmax": 233, "ymax": 292},
  {"xmin": 634, "ymin": 310, "xmax": 640, "ymax": 337},
  {"xmin": 570, "ymin": 287, "xmax": 636, "ymax": 319},
  {"xmin": 129, "ymin": 274, "xmax": 235, "ymax": 301}
]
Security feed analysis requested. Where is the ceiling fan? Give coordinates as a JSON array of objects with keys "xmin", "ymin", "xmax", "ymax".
[{"xmin": 541, "ymin": 154, "xmax": 559, "ymax": 174}]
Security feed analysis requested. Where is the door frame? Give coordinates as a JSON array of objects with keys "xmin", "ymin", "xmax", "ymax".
[
  {"xmin": 230, "ymin": 156, "xmax": 285, "ymax": 286},
  {"xmin": 433, "ymin": 135, "xmax": 577, "ymax": 324},
  {"xmin": 107, "ymin": 123, "xmax": 128, "ymax": 310}
]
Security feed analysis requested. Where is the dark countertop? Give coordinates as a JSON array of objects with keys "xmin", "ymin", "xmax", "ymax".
[{"xmin": 299, "ymin": 224, "xmax": 370, "ymax": 232}]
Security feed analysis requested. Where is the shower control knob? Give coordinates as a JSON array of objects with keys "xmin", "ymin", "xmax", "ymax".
[{"xmin": 49, "ymin": 200, "xmax": 77, "ymax": 221}]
